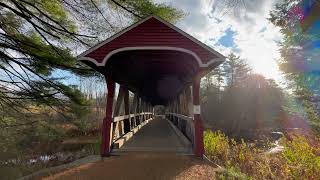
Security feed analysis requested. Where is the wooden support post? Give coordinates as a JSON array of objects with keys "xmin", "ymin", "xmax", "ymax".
[
  {"xmin": 182, "ymin": 89, "xmax": 188, "ymax": 115},
  {"xmin": 186, "ymin": 86, "xmax": 193, "ymax": 117},
  {"xmin": 144, "ymin": 100, "xmax": 146, "ymax": 119},
  {"xmin": 136, "ymin": 97, "xmax": 141, "ymax": 125},
  {"xmin": 174, "ymin": 99, "xmax": 178, "ymax": 125},
  {"xmin": 112, "ymin": 85, "xmax": 125, "ymax": 139},
  {"xmin": 123, "ymin": 86, "xmax": 130, "ymax": 133},
  {"xmin": 186, "ymin": 85, "xmax": 194, "ymax": 143},
  {"xmin": 101, "ymin": 76, "xmax": 115, "ymax": 157},
  {"xmin": 131, "ymin": 93, "xmax": 138, "ymax": 127},
  {"xmin": 149, "ymin": 103, "xmax": 152, "ymax": 118},
  {"xmin": 142, "ymin": 100, "xmax": 145, "ymax": 122},
  {"xmin": 193, "ymin": 76, "xmax": 204, "ymax": 157},
  {"xmin": 150, "ymin": 104, "xmax": 151, "ymax": 117},
  {"xmin": 177, "ymin": 95, "xmax": 182, "ymax": 130}
]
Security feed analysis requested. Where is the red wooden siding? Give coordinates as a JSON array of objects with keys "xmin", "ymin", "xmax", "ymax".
[{"xmin": 85, "ymin": 17, "xmax": 218, "ymax": 64}]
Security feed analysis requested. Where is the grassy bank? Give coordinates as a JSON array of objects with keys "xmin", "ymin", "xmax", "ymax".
[
  {"xmin": 0, "ymin": 122, "xmax": 101, "ymax": 180},
  {"xmin": 204, "ymin": 130, "xmax": 320, "ymax": 179}
]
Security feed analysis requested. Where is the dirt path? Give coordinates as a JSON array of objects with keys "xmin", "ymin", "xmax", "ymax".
[{"xmin": 40, "ymin": 153, "xmax": 218, "ymax": 180}]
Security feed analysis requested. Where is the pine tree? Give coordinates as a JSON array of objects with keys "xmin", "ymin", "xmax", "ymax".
[
  {"xmin": 269, "ymin": 0, "xmax": 320, "ymax": 132},
  {"xmin": 0, "ymin": 0, "xmax": 184, "ymax": 125},
  {"xmin": 223, "ymin": 53, "xmax": 251, "ymax": 88}
]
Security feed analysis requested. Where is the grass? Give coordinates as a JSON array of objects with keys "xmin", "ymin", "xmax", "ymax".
[
  {"xmin": 204, "ymin": 130, "xmax": 320, "ymax": 179},
  {"xmin": 0, "ymin": 122, "xmax": 101, "ymax": 180}
]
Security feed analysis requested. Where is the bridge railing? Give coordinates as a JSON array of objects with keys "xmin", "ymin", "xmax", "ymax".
[
  {"xmin": 112, "ymin": 112, "xmax": 154, "ymax": 142},
  {"xmin": 165, "ymin": 112, "xmax": 194, "ymax": 145}
]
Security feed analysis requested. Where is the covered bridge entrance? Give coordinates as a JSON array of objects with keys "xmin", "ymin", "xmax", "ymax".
[{"xmin": 78, "ymin": 16, "xmax": 225, "ymax": 157}]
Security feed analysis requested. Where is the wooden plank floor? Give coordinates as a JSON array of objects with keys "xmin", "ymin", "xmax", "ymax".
[{"xmin": 113, "ymin": 117, "xmax": 192, "ymax": 153}]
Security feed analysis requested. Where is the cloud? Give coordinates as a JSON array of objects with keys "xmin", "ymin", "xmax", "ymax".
[{"xmin": 156, "ymin": 0, "xmax": 284, "ymax": 83}]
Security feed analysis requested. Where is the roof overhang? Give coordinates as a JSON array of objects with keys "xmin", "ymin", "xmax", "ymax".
[{"xmin": 77, "ymin": 15, "xmax": 225, "ymax": 105}]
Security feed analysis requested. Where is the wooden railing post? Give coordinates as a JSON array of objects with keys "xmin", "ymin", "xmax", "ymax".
[
  {"xmin": 136, "ymin": 97, "xmax": 140, "ymax": 124},
  {"xmin": 101, "ymin": 76, "xmax": 115, "ymax": 157},
  {"xmin": 142, "ymin": 100, "xmax": 146, "ymax": 122},
  {"xmin": 193, "ymin": 76, "xmax": 204, "ymax": 157},
  {"xmin": 131, "ymin": 93, "xmax": 138, "ymax": 128},
  {"xmin": 112, "ymin": 85, "xmax": 125, "ymax": 139},
  {"xmin": 123, "ymin": 86, "xmax": 130, "ymax": 133}
]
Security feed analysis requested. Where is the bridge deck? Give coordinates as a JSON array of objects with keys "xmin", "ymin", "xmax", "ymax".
[{"xmin": 113, "ymin": 117, "xmax": 192, "ymax": 153}]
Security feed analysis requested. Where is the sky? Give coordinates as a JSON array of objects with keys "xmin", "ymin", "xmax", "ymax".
[
  {"xmin": 59, "ymin": 0, "xmax": 285, "ymax": 87},
  {"xmin": 155, "ymin": 0, "xmax": 284, "ymax": 84}
]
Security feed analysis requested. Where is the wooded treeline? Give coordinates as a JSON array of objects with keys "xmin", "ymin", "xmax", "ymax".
[
  {"xmin": 200, "ymin": 0, "xmax": 320, "ymax": 137},
  {"xmin": 201, "ymin": 53, "xmax": 285, "ymax": 138}
]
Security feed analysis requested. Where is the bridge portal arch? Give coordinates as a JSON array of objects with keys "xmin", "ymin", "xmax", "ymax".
[{"xmin": 77, "ymin": 15, "xmax": 225, "ymax": 157}]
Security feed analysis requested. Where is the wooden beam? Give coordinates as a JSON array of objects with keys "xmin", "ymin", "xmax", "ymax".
[
  {"xmin": 166, "ymin": 113, "xmax": 192, "ymax": 122},
  {"xmin": 136, "ymin": 97, "xmax": 141, "ymax": 124},
  {"xmin": 131, "ymin": 93, "xmax": 138, "ymax": 127},
  {"xmin": 101, "ymin": 76, "xmax": 115, "ymax": 157},
  {"xmin": 112, "ymin": 85, "xmax": 125, "ymax": 140},
  {"xmin": 192, "ymin": 76, "xmax": 204, "ymax": 157},
  {"xmin": 113, "ymin": 113, "xmax": 153, "ymax": 122},
  {"xmin": 186, "ymin": 86, "xmax": 193, "ymax": 117},
  {"xmin": 114, "ymin": 85, "xmax": 125, "ymax": 116},
  {"xmin": 123, "ymin": 86, "xmax": 131, "ymax": 133},
  {"xmin": 124, "ymin": 87, "xmax": 130, "ymax": 114}
]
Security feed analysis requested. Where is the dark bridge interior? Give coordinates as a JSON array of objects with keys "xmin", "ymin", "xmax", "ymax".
[{"xmin": 98, "ymin": 50, "xmax": 200, "ymax": 105}]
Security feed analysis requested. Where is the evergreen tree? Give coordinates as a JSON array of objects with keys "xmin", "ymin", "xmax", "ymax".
[
  {"xmin": 269, "ymin": 0, "xmax": 320, "ymax": 132},
  {"xmin": 0, "ymin": 0, "xmax": 184, "ymax": 125},
  {"xmin": 223, "ymin": 53, "xmax": 251, "ymax": 88}
]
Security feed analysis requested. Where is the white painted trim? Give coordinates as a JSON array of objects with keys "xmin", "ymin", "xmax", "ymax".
[
  {"xmin": 193, "ymin": 105, "xmax": 201, "ymax": 115},
  {"xmin": 78, "ymin": 46, "xmax": 225, "ymax": 67},
  {"xmin": 77, "ymin": 15, "xmax": 226, "ymax": 61},
  {"xmin": 103, "ymin": 47, "xmax": 202, "ymax": 66},
  {"xmin": 78, "ymin": 56, "xmax": 98, "ymax": 63}
]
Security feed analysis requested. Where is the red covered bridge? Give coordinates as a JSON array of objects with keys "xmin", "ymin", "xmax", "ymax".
[{"xmin": 78, "ymin": 15, "xmax": 225, "ymax": 157}]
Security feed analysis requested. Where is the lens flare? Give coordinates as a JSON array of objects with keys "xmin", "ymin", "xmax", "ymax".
[{"xmin": 280, "ymin": 0, "xmax": 320, "ymax": 135}]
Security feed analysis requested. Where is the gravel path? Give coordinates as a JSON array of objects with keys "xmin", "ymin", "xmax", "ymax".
[{"xmin": 41, "ymin": 153, "xmax": 218, "ymax": 180}]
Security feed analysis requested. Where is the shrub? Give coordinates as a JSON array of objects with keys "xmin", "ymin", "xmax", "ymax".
[
  {"xmin": 204, "ymin": 129, "xmax": 320, "ymax": 179},
  {"xmin": 218, "ymin": 165, "xmax": 253, "ymax": 180},
  {"xmin": 204, "ymin": 130, "xmax": 229, "ymax": 163},
  {"xmin": 17, "ymin": 123, "xmax": 65, "ymax": 149},
  {"xmin": 282, "ymin": 136, "xmax": 320, "ymax": 179}
]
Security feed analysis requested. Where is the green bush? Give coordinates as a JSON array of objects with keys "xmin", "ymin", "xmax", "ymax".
[
  {"xmin": 218, "ymin": 165, "xmax": 253, "ymax": 180},
  {"xmin": 204, "ymin": 130, "xmax": 320, "ymax": 179},
  {"xmin": 282, "ymin": 136, "xmax": 320, "ymax": 179},
  {"xmin": 17, "ymin": 123, "xmax": 65, "ymax": 150},
  {"xmin": 204, "ymin": 130, "xmax": 229, "ymax": 163}
]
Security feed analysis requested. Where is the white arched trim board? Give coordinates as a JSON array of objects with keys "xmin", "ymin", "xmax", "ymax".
[{"xmin": 78, "ymin": 46, "xmax": 225, "ymax": 68}]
